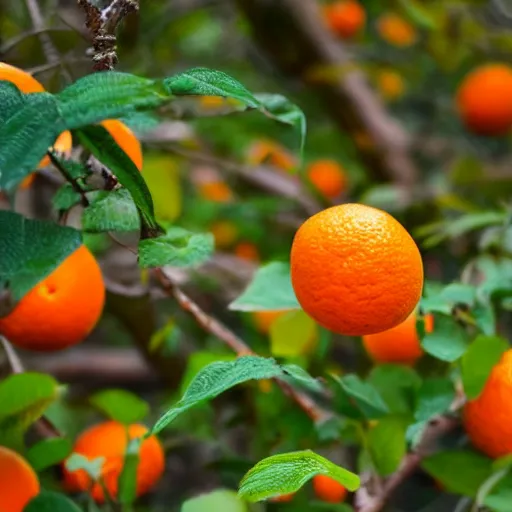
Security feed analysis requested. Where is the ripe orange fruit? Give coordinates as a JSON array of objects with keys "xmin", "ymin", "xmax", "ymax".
[
  {"xmin": 234, "ymin": 242, "xmax": 260, "ymax": 262},
  {"xmin": 0, "ymin": 446, "xmax": 40, "ymax": 512},
  {"xmin": 376, "ymin": 69, "xmax": 405, "ymax": 102},
  {"xmin": 270, "ymin": 493, "xmax": 294, "ymax": 503},
  {"xmin": 457, "ymin": 64, "xmax": 512, "ymax": 136},
  {"xmin": 211, "ymin": 221, "xmax": 238, "ymax": 249},
  {"xmin": 247, "ymin": 139, "xmax": 296, "ymax": 172},
  {"xmin": 0, "ymin": 245, "xmax": 105, "ymax": 351},
  {"xmin": 290, "ymin": 204, "xmax": 423, "ymax": 336},
  {"xmin": 252, "ymin": 310, "xmax": 288, "ymax": 334},
  {"xmin": 362, "ymin": 311, "xmax": 433, "ymax": 365},
  {"xmin": 464, "ymin": 349, "xmax": 512, "ymax": 458},
  {"xmin": 377, "ymin": 13, "xmax": 417, "ymax": 47},
  {"xmin": 100, "ymin": 119, "xmax": 143, "ymax": 171},
  {"xmin": 312, "ymin": 475, "xmax": 347, "ymax": 503},
  {"xmin": 0, "ymin": 62, "xmax": 72, "ymax": 171},
  {"xmin": 323, "ymin": 1, "xmax": 366, "ymax": 39},
  {"xmin": 307, "ymin": 159, "xmax": 347, "ymax": 199},
  {"xmin": 63, "ymin": 421, "xmax": 165, "ymax": 502},
  {"xmin": 198, "ymin": 181, "xmax": 233, "ymax": 202}
]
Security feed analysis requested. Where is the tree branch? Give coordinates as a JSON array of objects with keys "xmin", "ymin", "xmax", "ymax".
[
  {"xmin": 24, "ymin": 0, "xmax": 60, "ymax": 65},
  {"xmin": 235, "ymin": 0, "xmax": 418, "ymax": 187}
]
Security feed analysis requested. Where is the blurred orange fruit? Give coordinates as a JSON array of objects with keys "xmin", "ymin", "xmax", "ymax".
[
  {"xmin": 377, "ymin": 13, "xmax": 417, "ymax": 47},
  {"xmin": 247, "ymin": 139, "xmax": 296, "ymax": 172},
  {"xmin": 198, "ymin": 181, "xmax": 233, "ymax": 202},
  {"xmin": 0, "ymin": 446, "xmax": 40, "ymax": 512},
  {"xmin": 270, "ymin": 493, "xmax": 294, "ymax": 502},
  {"xmin": 377, "ymin": 70, "xmax": 405, "ymax": 101},
  {"xmin": 323, "ymin": 1, "xmax": 366, "ymax": 39},
  {"xmin": 464, "ymin": 349, "xmax": 512, "ymax": 458},
  {"xmin": 63, "ymin": 421, "xmax": 165, "ymax": 503},
  {"xmin": 362, "ymin": 311, "xmax": 433, "ymax": 365},
  {"xmin": 457, "ymin": 64, "xmax": 512, "ymax": 136},
  {"xmin": 0, "ymin": 245, "xmax": 105, "ymax": 351},
  {"xmin": 252, "ymin": 310, "xmax": 288, "ymax": 334},
  {"xmin": 100, "ymin": 119, "xmax": 143, "ymax": 171},
  {"xmin": 307, "ymin": 159, "xmax": 347, "ymax": 199},
  {"xmin": 290, "ymin": 204, "xmax": 423, "ymax": 336},
  {"xmin": 312, "ymin": 475, "xmax": 347, "ymax": 503},
  {"xmin": 0, "ymin": 62, "xmax": 72, "ymax": 174},
  {"xmin": 211, "ymin": 221, "xmax": 238, "ymax": 249},
  {"xmin": 235, "ymin": 242, "xmax": 260, "ymax": 262}
]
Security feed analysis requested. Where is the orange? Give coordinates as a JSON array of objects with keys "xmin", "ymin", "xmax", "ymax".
[
  {"xmin": 323, "ymin": 1, "xmax": 366, "ymax": 39},
  {"xmin": 307, "ymin": 159, "xmax": 347, "ymax": 199},
  {"xmin": 63, "ymin": 421, "xmax": 165, "ymax": 503},
  {"xmin": 312, "ymin": 475, "xmax": 347, "ymax": 503},
  {"xmin": 198, "ymin": 181, "xmax": 233, "ymax": 202},
  {"xmin": 377, "ymin": 13, "xmax": 417, "ymax": 47},
  {"xmin": 0, "ymin": 245, "xmax": 105, "ymax": 351},
  {"xmin": 376, "ymin": 70, "xmax": 405, "ymax": 101},
  {"xmin": 362, "ymin": 311, "xmax": 433, "ymax": 366},
  {"xmin": 211, "ymin": 221, "xmax": 238, "ymax": 249},
  {"xmin": 100, "ymin": 119, "xmax": 143, "ymax": 171},
  {"xmin": 270, "ymin": 493, "xmax": 294, "ymax": 503},
  {"xmin": 252, "ymin": 310, "xmax": 288, "ymax": 334},
  {"xmin": 247, "ymin": 139, "xmax": 296, "ymax": 172},
  {"xmin": 0, "ymin": 62, "xmax": 72, "ymax": 172},
  {"xmin": 457, "ymin": 64, "xmax": 512, "ymax": 136},
  {"xmin": 290, "ymin": 204, "xmax": 423, "ymax": 336},
  {"xmin": 464, "ymin": 349, "xmax": 512, "ymax": 458},
  {"xmin": 0, "ymin": 446, "xmax": 40, "ymax": 512},
  {"xmin": 234, "ymin": 242, "xmax": 259, "ymax": 262}
]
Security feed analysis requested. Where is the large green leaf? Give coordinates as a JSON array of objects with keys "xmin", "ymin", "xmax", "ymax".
[
  {"xmin": 0, "ymin": 211, "xmax": 81, "ymax": 301},
  {"xmin": 421, "ymin": 313, "xmax": 470, "ymax": 362},
  {"xmin": 0, "ymin": 93, "xmax": 63, "ymax": 190},
  {"xmin": 229, "ymin": 262, "xmax": 301, "ymax": 311},
  {"xmin": 83, "ymin": 189, "xmax": 140, "ymax": 233},
  {"xmin": 164, "ymin": 68, "xmax": 261, "ymax": 107},
  {"xmin": 138, "ymin": 227, "xmax": 214, "ymax": 268},
  {"xmin": 238, "ymin": 450, "xmax": 360, "ymax": 502},
  {"xmin": 75, "ymin": 124, "xmax": 162, "ymax": 237},
  {"xmin": 182, "ymin": 489, "xmax": 248, "ymax": 512},
  {"xmin": 462, "ymin": 335, "xmax": 508, "ymax": 400},
  {"xmin": 89, "ymin": 389, "xmax": 149, "ymax": 425},
  {"xmin": 0, "ymin": 372, "xmax": 59, "ymax": 450},
  {"xmin": 151, "ymin": 356, "xmax": 286, "ymax": 434},
  {"xmin": 0, "ymin": 80, "xmax": 26, "ymax": 124},
  {"xmin": 368, "ymin": 417, "xmax": 408, "ymax": 476},
  {"xmin": 414, "ymin": 378, "xmax": 455, "ymax": 422},
  {"xmin": 26, "ymin": 437, "xmax": 73, "ymax": 472},
  {"xmin": 57, "ymin": 71, "xmax": 167, "ymax": 129},
  {"xmin": 25, "ymin": 491, "xmax": 81, "ymax": 512}
]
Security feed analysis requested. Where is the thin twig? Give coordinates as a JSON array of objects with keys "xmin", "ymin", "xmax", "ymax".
[
  {"xmin": 0, "ymin": 27, "xmax": 72, "ymax": 56},
  {"xmin": 24, "ymin": 0, "xmax": 60, "ymax": 65},
  {"xmin": 48, "ymin": 151, "xmax": 90, "ymax": 207},
  {"xmin": 154, "ymin": 267, "xmax": 331, "ymax": 423}
]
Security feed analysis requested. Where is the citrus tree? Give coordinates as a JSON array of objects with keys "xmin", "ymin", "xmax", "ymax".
[{"xmin": 1, "ymin": 0, "xmax": 512, "ymax": 511}]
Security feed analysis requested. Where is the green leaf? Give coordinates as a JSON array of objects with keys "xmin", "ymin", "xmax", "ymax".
[
  {"xmin": 0, "ymin": 211, "xmax": 81, "ymax": 301},
  {"xmin": 52, "ymin": 184, "xmax": 82, "ymax": 211},
  {"xmin": 238, "ymin": 450, "xmax": 360, "ymax": 502},
  {"xmin": 439, "ymin": 283, "xmax": 476, "ymax": 306},
  {"xmin": 270, "ymin": 310, "xmax": 317, "ymax": 357},
  {"xmin": 180, "ymin": 351, "xmax": 236, "ymax": 394},
  {"xmin": 367, "ymin": 365, "xmax": 421, "ymax": 415},
  {"xmin": 282, "ymin": 364, "xmax": 323, "ymax": 393},
  {"xmin": 26, "ymin": 437, "xmax": 72, "ymax": 472},
  {"xmin": 462, "ymin": 335, "xmax": 508, "ymax": 400},
  {"xmin": 182, "ymin": 489, "xmax": 248, "ymax": 512},
  {"xmin": 89, "ymin": 389, "xmax": 149, "ymax": 424},
  {"xmin": 229, "ymin": 262, "xmax": 300, "ymax": 311},
  {"xmin": 164, "ymin": 68, "xmax": 261, "ymax": 108},
  {"xmin": 150, "ymin": 356, "xmax": 284, "ymax": 434},
  {"xmin": 83, "ymin": 189, "xmax": 140, "ymax": 233},
  {"xmin": 421, "ymin": 313, "xmax": 470, "ymax": 362},
  {"xmin": 333, "ymin": 374, "xmax": 389, "ymax": 420},
  {"xmin": 119, "ymin": 438, "xmax": 141, "ymax": 506},
  {"xmin": 75, "ymin": 124, "xmax": 162, "ymax": 237},
  {"xmin": 421, "ymin": 450, "xmax": 492, "ymax": 497},
  {"xmin": 254, "ymin": 93, "xmax": 306, "ymax": 157},
  {"xmin": 0, "ymin": 80, "xmax": 26, "ymax": 124},
  {"xmin": 138, "ymin": 227, "xmax": 213, "ymax": 268},
  {"xmin": 368, "ymin": 417, "xmax": 407, "ymax": 476},
  {"xmin": 414, "ymin": 378, "xmax": 455, "ymax": 422},
  {"xmin": 0, "ymin": 372, "xmax": 59, "ymax": 450},
  {"xmin": 397, "ymin": 0, "xmax": 437, "ymax": 30},
  {"xmin": 65, "ymin": 453, "xmax": 104, "ymax": 481},
  {"xmin": 25, "ymin": 491, "xmax": 82, "ymax": 512},
  {"xmin": 0, "ymin": 93, "xmax": 63, "ymax": 190},
  {"xmin": 57, "ymin": 71, "xmax": 167, "ymax": 129}
]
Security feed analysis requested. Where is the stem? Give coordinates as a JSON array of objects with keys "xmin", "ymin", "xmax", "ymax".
[{"xmin": 47, "ymin": 151, "xmax": 90, "ymax": 207}]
